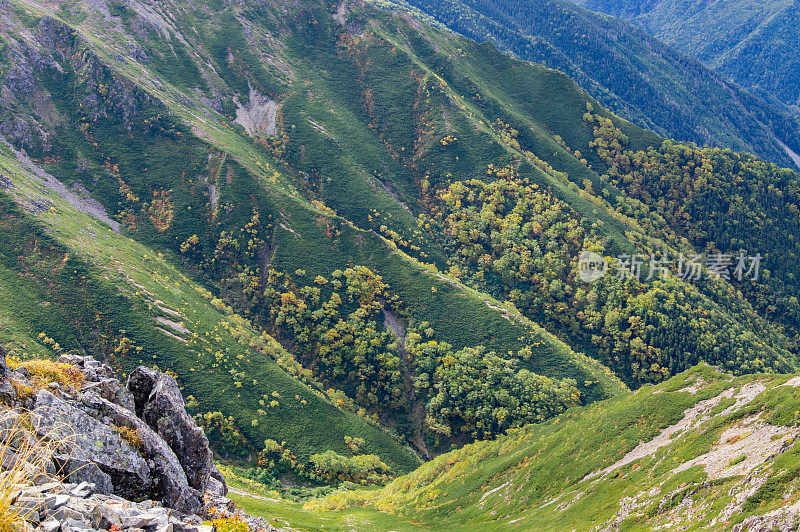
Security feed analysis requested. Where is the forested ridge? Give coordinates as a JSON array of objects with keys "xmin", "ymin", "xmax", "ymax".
[
  {"xmin": 583, "ymin": 109, "xmax": 800, "ymax": 340},
  {"xmin": 423, "ymin": 152, "xmax": 796, "ymax": 387},
  {"xmin": 573, "ymin": 0, "xmax": 800, "ymax": 112}
]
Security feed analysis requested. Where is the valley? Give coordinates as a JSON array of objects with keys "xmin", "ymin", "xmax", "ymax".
[{"xmin": 0, "ymin": 0, "xmax": 798, "ymax": 530}]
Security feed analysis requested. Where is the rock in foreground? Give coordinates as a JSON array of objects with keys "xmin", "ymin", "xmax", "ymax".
[{"xmin": 0, "ymin": 351, "xmax": 281, "ymax": 532}]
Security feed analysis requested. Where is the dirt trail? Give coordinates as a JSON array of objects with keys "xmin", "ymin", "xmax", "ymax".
[{"xmin": 228, "ymin": 487, "xmax": 282, "ymax": 503}]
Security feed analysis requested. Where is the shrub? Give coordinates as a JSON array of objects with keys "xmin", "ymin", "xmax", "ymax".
[
  {"xmin": 207, "ymin": 517, "xmax": 248, "ymax": 532},
  {"xmin": 344, "ymin": 435, "xmax": 365, "ymax": 455},
  {"xmin": 309, "ymin": 450, "xmax": 391, "ymax": 485},
  {"xmin": 258, "ymin": 439, "xmax": 299, "ymax": 473},
  {"xmin": 195, "ymin": 411, "xmax": 250, "ymax": 458}
]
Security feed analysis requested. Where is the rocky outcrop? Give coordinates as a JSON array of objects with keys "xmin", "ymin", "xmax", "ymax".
[
  {"xmin": 233, "ymin": 85, "xmax": 278, "ymax": 137},
  {"xmin": 56, "ymin": 354, "xmax": 115, "ymax": 381},
  {"xmin": 126, "ymin": 365, "xmax": 159, "ymax": 417},
  {"xmin": 79, "ymin": 390, "xmax": 203, "ymax": 514},
  {"xmin": 6, "ymin": 476, "xmax": 281, "ymax": 532},
  {"xmin": 57, "ymin": 354, "xmax": 135, "ymax": 411},
  {"xmin": 138, "ymin": 371, "xmax": 214, "ymax": 494},
  {"xmin": 0, "ymin": 351, "xmax": 258, "ymax": 531},
  {"xmin": 52, "ymin": 455, "xmax": 115, "ymax": 496},
  {"xmin": 127, "ymin": 366, "xmax": 224, "ymax": 496},
  {"xmin": 209, "ymin": 462, "xmax": 229, "ymax": 496},
  {"xmin": 33, "ymin": 389, "xmax": 153, "ymax": 500},
  {"xmin": 0, "ymin": 345, "xmax": 16, "ymax": 402},
  {"xmin": 9, "ymin": 480, "xmax": 211, "ymax": 532}
]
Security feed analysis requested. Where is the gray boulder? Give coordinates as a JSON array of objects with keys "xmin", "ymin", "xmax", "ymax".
[
  {"xmin": 80, "ymin": 391, "xmax": 203, "ymax": 515},
  {"xmin": 127, "ymin": 368, "xmax": 213, "ymax": 494},
  {"xmin": 0, "ymin": 408, "xmax": 24, "ymax": 443},
  {"xmin": 143, "ymin": 374, "xmax": 213, "ymax": 493},
  {"xmin": 57, "ymin": 354, "xmax": 116, "ymax": 381},
  {"xmin": 208, "ymin": 463, "xmax": 229, "ymax": 496},
  {"xmin": 58, "ymin": 354, "xmax": 135, "ymax": 411},
  {"xmin": 126, "ymin": 366, "xmax": 159, "ymax": 417},
  {"xmin": 32, "ymin": 389, "xmax": 152, "ymax": 500},
  {"xmin": 52, "ymin": 455, "xmax": 114, "ymax": 495},
  {"xmin": 87, "ymin": 377, "xmax": 135, "ymax": 412}
]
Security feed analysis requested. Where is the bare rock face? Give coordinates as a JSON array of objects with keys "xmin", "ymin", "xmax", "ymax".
[
  {"xmin": 52, "ymin": 454, "xmax": 114, "ymax": 495},
  {"xmin": 80, "ymin": 390, "xmax": 204, "ymax": 515},
  {"xmin": 234, "ymin": 85, "xmax": 278, "ymax": 137},
  {"xmin": 32, "ymin": 390, "xmax": 152, "ymax": 500},
  {"xmin": 53, "ymin": 359, "xmax": 207, "ymax": 513},
  {"xmin": 209, "ymin": 462, "xmax": 230, "ymax": 496},
  {"xmin": 57, "ymin": 354, "xmax": 136, "ymax": 411},
  {"xmin": 126, "ymin": 365, "xmax": 158, "ymax": 417},
  {"xmin": 129, "ymin": 369, "xmax": 214, "ymax": 494},
  {"xmin": 57, "ymin": 354, "xmax": 116, "ymax": 381},
  {"xmin": 0, "ymin": 350, "xmax": 245, "ymax": 526}
]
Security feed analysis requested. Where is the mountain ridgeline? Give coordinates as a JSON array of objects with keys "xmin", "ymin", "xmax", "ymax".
[
  {"xmin": 0, "ymin": 0, "xmax": 797, "ymax": 494},
  {"xmin": 381, "ymin": 0, "xmax": 800, "ymax": 168},
  {"xmin": 572, "ymin": 0, "xmax": 800, "ymax": 113},
  {"xmin": 301, "ymin": 366, "xmax": 800, "ymax": 530}
]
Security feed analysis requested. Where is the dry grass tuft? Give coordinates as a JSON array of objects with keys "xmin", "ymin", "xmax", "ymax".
[
  {"xmin": 113, "ymin": 425, "xmax": 143, "ymax": 451},
  {"xmin": 1, "ymin": 408, "xmax": 71, "ymax": 532},
  {"xmin": 8, "ymin": 359, "xmax": 85, "ymax": 394},
  {"xmin": 207, "ymin": 516, "xmax": 250, "ymax": 532}
]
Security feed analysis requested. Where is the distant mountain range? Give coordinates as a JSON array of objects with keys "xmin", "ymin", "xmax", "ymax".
[
  {"xmin": 387, "ymin": 0, "xmax": 800, "ymax": 167},
  {"xmin": 1, "ymin": 1, "xmax": 800, "ymax": 529},
  {"xmin": 572, "ymin": 0, "xmax": 800, "ymax": 113}
]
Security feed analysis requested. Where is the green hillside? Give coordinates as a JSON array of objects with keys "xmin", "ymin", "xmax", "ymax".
[
  {"xmin": 238, "ymin": 365, "xmax": 800, "ymax": 530},
  {"xmin": 0, "ymin": 155, "xmax": 422, "ymax": 472},
  {"xmin": 0, "ymin": 0, "xmax": 630, "ymax": 462}
]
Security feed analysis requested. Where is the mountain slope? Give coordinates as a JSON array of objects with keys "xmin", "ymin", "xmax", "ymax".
[
  {"xmin": 0, "ymin": 0, "xmax": 628, "ymax": 460},
  {"xmin": 379, "ymin": 0, "xmax": 800, "ymax": 168},
  {"xmin": 291, "ymin": 364, "xmax": 800, "ymax": 530},
  {"xmin": 0, "ymin": 0, "xmax": 797, "ymax": 468},
  {"xmin": 573, "ymin": 0, "xmax": 800, "ymax": 113},
  {"xmin": 0, "ymin": 164, "xmax": 421, "ymax": 472}
]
